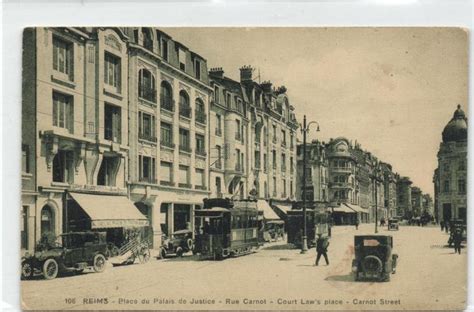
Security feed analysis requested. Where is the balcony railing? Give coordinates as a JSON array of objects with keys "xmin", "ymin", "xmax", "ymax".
[
  {"xmin": 160, "ymin": 97, "xmax": 174, "ymax": 111},
  {"xmin": 329, "ymin": 182, "xmax": 352, "ymax": 188},
  {"xmin": 104, "ymin": 127, "xmax": 121, "ymax": 143},
  {"xmin": 179, "ymin": 104, "xmax": 192, "ymax": 118},
  {"xmin": 215, "ymin": 128, "xmax": 222, "ymax": 136},
  {"xmin": 160, "ymin": 140, "xmax": 175, "ymax": 149},
  {"xmin": 195, "ymin": 111, "xmax": 207, "ymax": 124},
  {"xmin": 139, "ymin": 132, "xmax": 157, "ymax": 143},
  {"xmin": 139, "ymin": 177, "xmax": 158, "ymax": 184},
  {"xmin": 195, "ymin": 185, "xmax": 207, "ymax": 190},
  {"xmin": 196, "ymin": 149, "xmax": 207, "ymax": 157},
  {"xmin": 160, "ymin": 180, "xmax": 175, "ymax": 186},
  {"xmin": 331, "ymin": 167, "xmax": 352, "ymax": 174},
  {"xmin": 178, "ymin": 183, "xmax": 192, "ymax": 189},
  {"xmin": 179, "ymin": 145, "xmax": 192, "ymax": 153},
  {"xmin": 139, "ymin": 87, "xmax": 157, "ymax": 103}
]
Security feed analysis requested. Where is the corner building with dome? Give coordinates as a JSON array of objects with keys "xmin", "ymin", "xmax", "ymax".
[{"xmin": 433, "ymin": 105, "xmax": 467, "ymax": 224}]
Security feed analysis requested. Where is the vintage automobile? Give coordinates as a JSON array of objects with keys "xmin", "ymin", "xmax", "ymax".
[
  {"xmin": 21, "ymin": 232, "xmax": 108, "ymax": 280},
  {"xmin": 159, "ymin": 229, "xmax": 194, "ymax": 258},
  {"xmin": 352, "ymin": 235, "xmax": 398, "ymax": 282},
  {"xmin": 388, "ymin": 218, "xmax": 399, "ymax": 231}
]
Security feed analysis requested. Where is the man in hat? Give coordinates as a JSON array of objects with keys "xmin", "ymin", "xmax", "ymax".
[
  {"xmin": 453, "ymin": 228, "xmax": 463, "ymax": 255},
  {"xmin": 315, "ymin": 234, "xmax": 329, "ymax": 266}
]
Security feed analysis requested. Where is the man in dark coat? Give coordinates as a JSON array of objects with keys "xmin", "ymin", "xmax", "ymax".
[
  {"xmin": 355, "ymin": 218, "xmax": 360, "ymax": 230},
  {"xmin": 315, "ymin": 234, "xmax": 329, "ymax": 266},
  {"xmin": 453, "ymin": 228, "xmax": 463, "ymax": 255}
]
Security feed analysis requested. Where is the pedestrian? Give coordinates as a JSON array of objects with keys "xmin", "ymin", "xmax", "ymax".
[
  {"xmin": 355, "ymin": 218, "xmax": 359, "ymax": 230},
  {"xmin": 441, "ymin": 220, "xmax": 445, "ymax": 232},
  {"xmin": 453, "ymin": 228, "xmax": 463, "ymax": 255},
  {"xmin": 445, "ymin": 221, "xmax": 449, "ymax": 233},
  {"xmin": 315, "ymin": 234, "xmax": 329, "ymax": 266}
]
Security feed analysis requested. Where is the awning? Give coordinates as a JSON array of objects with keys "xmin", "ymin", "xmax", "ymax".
[
  {"xmin": 257, "ymin": 200, "xmax": 281, "ymax": 220},
  {"xmin": 344, "ymin": 203, "xmax": 369, "ymax": 214},
  {"xmin": 273, "ymin": 204, "xmax": 292, "ymax": 216},
  {"xmin": 69, "ymin": 192, "xmax": 149, "ymax": 228},
  {"xmin": 331, "ymin": 205, "xmax": 356, "ymax": 214}
]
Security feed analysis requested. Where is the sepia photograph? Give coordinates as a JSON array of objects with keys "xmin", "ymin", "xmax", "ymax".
[{"xmin": 19, "ymin": 27, "xmax": 467, "ymax": 310}]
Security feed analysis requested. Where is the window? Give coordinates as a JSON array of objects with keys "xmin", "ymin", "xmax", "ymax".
[
  {"xmin": 214, "ymin": 86, "xmax": 220, "ymax": 104},
  {"xmin": 160, "ymin": 122, "xmax": 173, "ymax": 148},
  {"xmin": 235, "ymin": 119, "xmax": 241, "ymax": 140},
  {"xmin": 273, "ymin": 177, "xmax": 277, "ymax": 195},
  {"xmin": 178, "ymin": 165, "xmax": 190, "ymax": 186},
  {"xmin": 263, "ymin": 127, "xmax": 268, "ymax": 146},
  {"xmin": 272, "ymin": 125, "xmax": 277, "ymax": 143},
  {"xmin": 216, "ymin": 177, "xmax": 222, "ymax": 195},
  {"xmin": 139, "ymin": 155, "xmax": 156, "ymax": 183},
  {"xmin": 52, "ymin": 150, "xmax": 74, "ymax": 183},
  {"xmin": 290, "ymin": 133, "xmax": 294, "ymax": 149},
  {"xmin": 281, "ymin": 153, "xmax": 286, "ymax": 172},
  {"xmin": 21, "ymin": 206, "xmax": 28, "ymax": 249},
  {"xmin": 195, "ymin": 59, "xmax": 201, "ymax": 79},
  {"xmin": 196, "ymin": 134, "xmax": 206, "ymax": 156},
  {"xmin": 104, "ymin": 104, "xmax": 121, "ymax": 143},
  {"xmin": 263, "ymin": 153, "xmax": 268, "ymax": 172},
  {"xmin": 458, "ymin": 160, "xmax": 466, "ymax": 171},
  {"xmin": 179, "ymin": 91, "xmax": 191, "ymax": 118},
  {"xmin": 160, "ymin": 81, "xmax": 173, "ymax": 111},
  {"xmin": 142, "ymin": 28, "xmax": 153, "ymax": 51},
  {"xmin": 290, "ymin": 156, "xmax": 294, "ymax": 174},
  {"xmin": 22, "ymin": 144, "xmax": 30, "ymax": 173},
  {"xmin": 161, "ymin": 39, "xmax": 168, "ymax": 61},
  {"xmin": 195, "ymin": 169, "xmax": 205, "ymax": 188},
  {"xmin": 53, "ymin": 92, "xmax": 74, "ymax": 133},
  {"xmin": 138, "ymin": 111, "xmax": 156, "ymax": 142},
  {"xmin": 235, "ymin": 149, "xmax": 241, "ymax": 171},
  {"xmin": 195, "ymin": 98, "xmax": 206, "ymax": 124},
  {"xmin": 160, "ymin": 161, "xmax": 173, "ymax": 184},
  {"xmin": 215, "ymin": 145, "xmax": 222, "ymax": 169},
  {"xmin": 282, "ymin": 179, "xmax": 287, "ymax": 196},
  {"xmin": 281, "ymin": 130, "xmax": 286, "ymax": 146},
  {"xmin": 226, "ymin": 93, "xmax": 231, "ymax": 108},
  {"xmin": 241, "ymin": 152, "xmax": 245, "ymax": 172},
  {"xmin": 255, "ymin": 151, "xmax": 261, "ymax": 169},
  {"xmin": 290, "ymin": 181, "xmax": 293, "ymax": 198},
  {"xmin": 443, "ymin": 162, "xmax": 450, "ymax": 172},
  {"xmin": 272, "ymin": 150, "xmax": 277, "ymax": 169},
  {"xmin": 41, "ymin": 205, "xmax": 55, "ymax": 236},
  {"xmin": 178, "ymin": 48, "xmax": 186, "ymax": 71},
  {"xmin": 215, "ymin": 114, "xmax": 222, "ymax": 136},
  {"xmin": 443, "ymin": 180, "xmax": 450, "ymax": 193},
  {"xmin": 97, "ymin": 156, "xmax": 119, "ymax": 186},
  {"xmin": 104, "ymin": 52, "xmax": 121, "ymax": 91},
  {"xmin": 138, "ymin": 69, "xmax": 156, "ymax": 103},
  {"xmin": 53, "ymin": 36, "xmax": 73, "ymax": 79},
  {"xmin": 179, "ymin": 128, "xmax": 190, "ymax": 152},
  {"xmin": 458, "ymin": 179, "xmax": 466, "ymax": 194}
]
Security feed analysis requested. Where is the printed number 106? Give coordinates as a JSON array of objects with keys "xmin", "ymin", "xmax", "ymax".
[{"xmin": 65, "ymin": 298, "xmax": 76, "ymax": 304}]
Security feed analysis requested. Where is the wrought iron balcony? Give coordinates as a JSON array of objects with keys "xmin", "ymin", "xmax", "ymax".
[
  {"xmin": 179, "ymin": 145, "xmax": 192, "ymax": 153},
  {"xmin": 179, "ymin": 104, "xmax": 192, "ymax": 118},
  {"xmin": 139, "ymin": 87, "xmax": 157, "ymax": 103},
  {"xmin": 178, "ymin": 183, "xmax": 192, "ymax": 189},
  {"xmin": 160, "ymin": 140, "xmax": 175, "ymax": 149},
  {"xmin": 160, "ymin": 97, "xmax": 174, "ymax": 111},
  {"xmin": 139, "ymin": 177, "xmax": 158, "ymax": 184},
  {"xmin": 195, "ymin": 111, "xmax": 207, "ymax": 124},
  {"xmin": 196, "ymin": 149, "xmax": 207, "ymax": 157},
  {"xmin": 139, "ymin": 132, "xmax": 157, "ymax": 143},
  {"xmin": 195, "ymin": 185, "xmax": 207, "ymax": 190},
  {"xmin": 160, "ymin": 180, "xmax": 175, "ymax": 186}
]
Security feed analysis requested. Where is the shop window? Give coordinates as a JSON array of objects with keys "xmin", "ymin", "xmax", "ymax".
[
  {"xmin": 22, "ymin": 144, "xmax": 30, "ymax": 173},
  {"xmin": 160, "ymin": 122, "xmax": 173, "ymax": 148},
  {"xmin": 160, "ymin": 203, "xmax": 169, "ymax": 235},
  {"xmin": 139, "ymin": 155, "xmax": 156, "ymax": 183},
  {"xmin": 138, "ymin": 69, "xmax": 156, "ymax": 103},
  {"xmin": 104, "ymin": 52, "xmax": 121, "ymax": 91},
  {"xmin": 174, "ymin": 204, "xmax": 191, "ymax": 232},
  {"xmin": 53, "ymin": 91, "xmax": 74, "ymax": 133},
  {"xmin": 52, "ymin": 150, "xmax": 74, "ymax": 183},
  {"xmin": 52, "ymin": 35, "xmax": 73, "ymax": 80},
  {"xmin": 104, "ymin": 104, "xmax": 121, "ymax": 143},
  {"xmin": 40, "ymin": 205, "xmax": 55, "ymax": 236},
  {"xmin": 160, "ymin": 81, "xmax": 173, "ymax": 111},
  {"xmin": 97, "ymin": 156, "xmax": 119, "ymax": 186}
]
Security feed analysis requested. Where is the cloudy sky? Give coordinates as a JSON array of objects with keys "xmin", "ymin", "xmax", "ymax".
[{"xmin": 164, "ymin": 27, "xmax": 468, "ymax": 196}]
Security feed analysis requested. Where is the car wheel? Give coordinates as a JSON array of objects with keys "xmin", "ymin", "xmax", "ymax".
[
  {"xmin": 159, "ymin": 248, "xmax": 167, "ymax": 259},
  {"xmin": 21, "ymin": 261, "xmax": 34, "ymax": 280},
  {"xmin": 43, "ymin": 259, "xmax": 59, "ymax": 280},
  {"xmin": 361, "ymin": 255, "xmax": 383, "ymax": 276},
  {"xmin": 76, "ymin": 269, "xmax": 84, "ymax": 274},
  {"xmin": 93, "ymin": 254, "xmax": 106, "ymax": 273},
  {"xmin": 176, "ymin": 247, "xmax": 184, "ymax": 257},
  {"xmin": 186, "ymin": 238, "xmax": 194, "ymax": 251}
]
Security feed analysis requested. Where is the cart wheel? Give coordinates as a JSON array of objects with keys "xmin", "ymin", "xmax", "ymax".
[
  {"xmin": 93, "ymin": 254, "xmax": 106, "ymax": 272},
  {"xmin": 43, "ymin": 259, "xmax": 59, "ymax": 280},
  {"xmin": 21, "ymin": 261, "xmax": 34, "ymax": 280}
]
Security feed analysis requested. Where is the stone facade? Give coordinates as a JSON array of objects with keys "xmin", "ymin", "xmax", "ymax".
[{"xmin": 296, "ymin": 140, "xmax": 328, "ymax": 202}]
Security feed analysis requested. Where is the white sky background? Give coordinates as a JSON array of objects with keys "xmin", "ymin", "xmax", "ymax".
[{"xmin": 164, "ymin": 27, "xmax": 468, "ymax": 197}]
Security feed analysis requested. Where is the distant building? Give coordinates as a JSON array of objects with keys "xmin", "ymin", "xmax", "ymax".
[
  {"xmin": 296, "ymin": 140, "xmax": 329, "ymax": 202},
  {"xmin": 422, "ymin": 194, "xmax": 434, "ymax": 216},
  {"xmin": 397, "ymin": 177, "xmax": 413, "ymax": 218},
  {"xmin": 381, "ymin": 162, "xmax": 398, "ymax": 218},
  {"xmin": 411, "ymin": 186, "xmax": 423, "ymax": 217},
  {"xmin": 433, "ymin": 105, "xmax": 467, "ymax": 223}
]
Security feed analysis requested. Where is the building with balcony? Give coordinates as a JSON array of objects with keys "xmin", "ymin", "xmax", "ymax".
[
  {"xmin": 124, "ymin": 27, "xmax": 211, "ymax": 247},
  {"xmin": 397, "ymin": 176, "xmax": 413, "ymax": 218},
  {"xmin": 296, "ymin": 140, "xmax": 328, "ymax": 203},
  {"xmin": 411, "ymin": 186, "xmax": 423, "ymax": 217},
  {"xmin": 381, "ymin": 162, "xmax": 398, "ymax": 218},
  {"xmin": 433, "ymin": 105, "xmax": 467, "ymax": 223}
]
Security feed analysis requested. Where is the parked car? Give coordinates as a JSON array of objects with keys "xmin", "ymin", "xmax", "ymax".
[
  {"xmin": 159, "ymin": 229, "xmax": 194, "ymax": 258},
  {"xmin": 21, "ymin": 232, "xmax": 108, "ymax": 280},
  {"xmin": 388, "ymin": 218, "xmax": 399, "ymax": 231},
  {"xmin": 352, "ymin": 235, "xmax": 398, "ymax": 282}
]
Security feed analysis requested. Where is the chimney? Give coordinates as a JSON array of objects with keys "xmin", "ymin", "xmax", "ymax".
[
  {"xmin": 209, "ymin": 67, "xmax": 224, "ymax": 78},
  {"xmin": 240, "ymin": 65, "xmax": 253, "ymax": 82},
  {"xmin": 261, "ymin": 80, "xmax": 273, "ymax": 92}
]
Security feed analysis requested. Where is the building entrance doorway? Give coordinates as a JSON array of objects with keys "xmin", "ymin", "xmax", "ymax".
[{"xmin": 442, "ymin": 203, "xmax": 452, "ymax": 222}]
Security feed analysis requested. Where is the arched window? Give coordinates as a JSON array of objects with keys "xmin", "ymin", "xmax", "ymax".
[
  {"xmin": 142, "ymin": 28, "xmax": 153, "ymax": 51},
  {"xmin": 195, "ymin": 98, "xmax": 206, "ymax": 124},
  {"xmin": 41, "ymin": 205, "xmax": 55, "ymax": 236},
  {"xmin": 179, "ymin": 90, "xmax": 191, "ymax": 118},
  {"xmin": 160, "ymin": 81, "xmax": 173, "ymax": 111},
  {"xmin": 138, "ymin": 69, "xmax": 156, "ymax": 103}
]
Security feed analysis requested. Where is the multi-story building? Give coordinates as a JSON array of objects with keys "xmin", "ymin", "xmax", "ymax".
[
  {"xmin": 433, "ymin": 168, "xmax": 440, "ymax": 222},
  {"xmin": 422, "ymin": 194, "xmax": 434, "ymax": 217},
  {"xmin": 296, "ymin": 140, "xmax": 329, "ymax": 202},
  {"xmin": 396, "ymin": 176, "xmax": 413, "ymax": 218},
  {"xmin": 326, "ymin": 138, "xmax": 356, "ymax": 205},
  {"xmin": 21, "ymin": 27, "xmax": 134, "ymax": 254},
  {"xmin": 381, "ymin": 162, "xmax": 398, "ymax": 218},
  {"xmin": 433, "ymin": 105, "xmax": 467, "ymax": 223},
  {"xmin": 411, "ymin": 186, "xmax": 423, "ymax": 217}
]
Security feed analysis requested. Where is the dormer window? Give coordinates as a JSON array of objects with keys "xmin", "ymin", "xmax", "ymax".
[
  {"xmin": 195, "ymin": 59, "xmax": 201, "ymax": 80},
  {"xmin": 178, "ymin": 48, "xmax": 186, "ymax": 71},
  {"xmin": 142, "ymin": 28, "xmax": 153, "ymax": 52}
]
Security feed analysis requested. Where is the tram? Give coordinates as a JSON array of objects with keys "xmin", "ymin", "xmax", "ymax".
[
  {"xmin": 194, "ymin": 198, "xmax": 260, "ymax": 260},
  {"xmin": 286, "ymin": 209, "xmax": 329, "ymax": 248}
]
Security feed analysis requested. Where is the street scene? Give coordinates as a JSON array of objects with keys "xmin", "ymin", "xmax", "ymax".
[
  {"xmin": 21, "ymin": 224, "xmax": 466, "ymax": 310},
  {"xmin": 20, "ymin": 27, "xmax": 467, "ymax": 310}
]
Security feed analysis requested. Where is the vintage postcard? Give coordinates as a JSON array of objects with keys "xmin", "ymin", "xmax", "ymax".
[{"xmin": 20, "ymin": 27, "xmax": 467, "ymax": 310}]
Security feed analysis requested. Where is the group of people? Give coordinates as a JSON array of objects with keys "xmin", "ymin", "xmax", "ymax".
[{"xmin": 441, "ymin": 220, "xmax": 464, "ymax": 255}]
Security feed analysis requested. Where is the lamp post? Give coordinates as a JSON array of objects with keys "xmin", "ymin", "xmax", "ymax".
[
  {"xmin": 300, "ymin": 115, "xmax": 320, "ymax": 254},
  {"xmin": 370, "ymin": 162, "xmax": 383, "ymax": 234}
]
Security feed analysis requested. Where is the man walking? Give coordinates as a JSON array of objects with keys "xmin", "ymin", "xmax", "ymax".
[
  {"xmin": 453, "ymin": 228, "xmax": 463, "ymax": 255},
  {"xmin": 315, "ymin": 234, "xmax": 329, "ymax": 266},
  {"xmin": 355, "ymin": 217, "xmax": 360, "ymax": 230}
]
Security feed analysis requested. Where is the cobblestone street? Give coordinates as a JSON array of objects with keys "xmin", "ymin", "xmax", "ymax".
[{"xmin": 21, "ymin": 224, "xmax": 467, "ymax": 310}]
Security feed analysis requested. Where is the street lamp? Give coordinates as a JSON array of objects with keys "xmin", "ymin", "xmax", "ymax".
[
  {"xmin": 299, "ymin": 115, "xmax": 320, "ymax": 254},
  {"xmin": 370, "ymin": 162, "xmax": 383, "ymax": 234}
]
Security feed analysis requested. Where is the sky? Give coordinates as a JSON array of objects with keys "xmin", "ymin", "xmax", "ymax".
[{"xmin": 163, "ymin": 27, "xmax": 468, "ymax": 197}]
